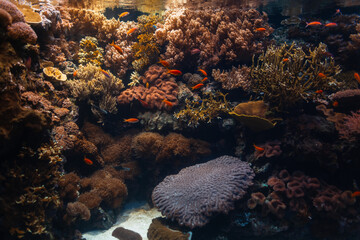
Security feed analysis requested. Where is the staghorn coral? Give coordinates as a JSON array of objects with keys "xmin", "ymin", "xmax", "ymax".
[
  {"xmin": 155, "ymin": 8, "xmax": 273, "ymax": 68},
  {"xmin": 174, "ymin": 91, "xmax": 231, "ymax": 127},
  {"xmin": 132, "ymin": 15, "xmax": 162, "ymax": 72},
  {"xmin": 78, "ymin": 36, "xmax": 104, "ymax": 66},
  {"xmin": 118, "ymin": 65, "xmax": 179, "ymax": 110},
  {"xmin": 67, "ymin": 63, "xmax": 124, "ymax": 121},
  {"xmin": 212, "ymin": 65, "xmax": 251, "ymax": 91},
  {"xmin": 251, "ymin": 42, "xmax": 341, "ymax": 111},
  {"xmin": 152, "ymin": 155, "xmax": 254, "ymax": 228}
]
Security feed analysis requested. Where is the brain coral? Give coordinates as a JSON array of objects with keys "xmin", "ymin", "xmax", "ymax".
[{"xmin": 152, "ymin": 155, "xmax": 254, "ymax": 228}]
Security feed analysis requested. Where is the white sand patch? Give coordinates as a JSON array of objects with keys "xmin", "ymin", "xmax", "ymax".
[{"xmin": 83, "ymin": 201, "xmax": 162, "ymax": 240}]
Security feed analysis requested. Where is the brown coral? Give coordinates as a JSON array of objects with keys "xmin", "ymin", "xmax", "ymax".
[{"xmin": 212, "ymin": 65, "xmax": 251, "ymax": 91}]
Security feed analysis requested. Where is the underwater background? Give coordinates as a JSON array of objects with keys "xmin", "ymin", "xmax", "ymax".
[{"xmin": 1, "ymin": 0, "xmax": 360, "ymax": 239}]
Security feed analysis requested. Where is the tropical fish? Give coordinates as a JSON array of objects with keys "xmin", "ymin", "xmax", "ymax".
[
  {"xmin": 167, "ymin": 69, "xmax": 182, "ymax": 76},
  {"xmin": 325, "ymin": 22, "xmax": 337, "ymax": 27},
  {"xmin": 253, "ymin": 144, "xmax": 265, "ymax": 152},
  {"xmin": 315, "ymin": 90, "xmax": 323, "ymax": 94},
  {"xmin": 124, "ymin": 118, "xmax": 139, "ymax": 123},
  {"xmin": 334, "ymin": 9, "xmax": 342, "ymax": 15},
  {"xmin": 127, "ymin": 27, "xmax": 137, "ymax": 35},
  {"xmin": 318, "ymin": 73, "xmax": 327, "ymax": 78},
  {"xmin": 191, "ymin": 48, "xmax": 201, "ymax": 55},
  {"xmin": 282, "ymin": 58, "xmax": 289, "ymax": 62},
  {"xmin": 137, "ymin": 97, "xmax": 149, "ymax": 108},
  {"xmin": 201, "ymin": 77, "xmax": 208, "ymax": 82},
  {"xmin": 162, "ymin": 99, "xmax": 174, "ymax": 107},
  {"xmin": 146, "ymin": 82, "xmax": 149, "ymax": 88},
  {"xmin": 198, "ymin": 68, "xmax": 207, "ymax": 76},
  {"xmin": 351, "ymin": 191, "xmax": 360, "ymax": 198},
  {"xmin": 192, "ymin": 83, "xmax": 204, "ymax": 90},
  {"xmin": 354, "ymin": 72, "xmax": 360, "ymax": 83},
  {"xmin": 119, "ymin": 12, "xmax": 130, "ymax": 18},
  {"xmin": 73, "ymin": 70, "xmax": 77, "ymax": 77},
  {"xmin": 109, "ymin": 41, "xmax": 123, "ymax": 54},
  {"xmin": 91, "ymin": 103, "xmax": 108, "ymax": 115},
  {"xmin": 84, "ymin": 156, "xmax": 93, "ymax": 165},
  {"xmin": 158, "ymin": 59, "xmax": 170, "ymax": 68},
  {"xmin": 333, "ymin": 101, "xmax": 339, "ymax": 107},
  {"xmin": 100, "ymin": 69, "xmax": 110, "ymax": 78},
  {"xmin": 306, "ymin": 21, "xmax": 322, "ymax": 27},
  {"xmin": 256, "ymin": 27, "xmax": 266, "ymax": 32}
]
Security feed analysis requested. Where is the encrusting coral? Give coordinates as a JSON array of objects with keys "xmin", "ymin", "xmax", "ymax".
[
  {"xmin": 155, "ymin": 8, "xmax": 273, "ymax": 68},
  {"xmin": 251, "ymin": 42, "xmax": 341, "ymax": 111},
  {"xmin": 152, "ymin": 155, "xmax": 254, "ymax": 228}
]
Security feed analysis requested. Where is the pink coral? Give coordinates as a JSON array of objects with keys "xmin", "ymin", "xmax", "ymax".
[
  {"xmin": 155, "ymin": 8, "xmax": 273, "ymax": 68},
  {"xmin": 338, "ymin": 110, "xmax": 360, "ymax": 141},
  {"xmin": 118, "ymin": 65, "xmax": 179, "ymax": 110}
]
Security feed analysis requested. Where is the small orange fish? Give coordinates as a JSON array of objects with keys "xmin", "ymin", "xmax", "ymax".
[
  {"xmin": 137, "ymin": 98, "xmax": 149, "ymax": 108},
  {"xmin": 306, "ymin": 21, "xmax": 322, "ymax": 27},
  {"xmin": 124, "ymin": 118, "xmax": 139, "ymax": 123},
  {"xmin": 167, "ymin": 69, "xmax": 182, "ymax": 76},
  {"xmin": 253, "ymin": 144, "xmax": 265, "ymax": 152},
  {"xmin": 198, "ymin": 68, "xmax": 207, "ymax": 76},
  {"xmin": 119, "ymin": 12, "xmax": 130, "ymax": 18},
  {"xmin": 283, "ymin": 58, "xmax": 289, "ymax": 62},
  {"xmin": 201, "ymin": 77, "xmax": 208, "ymax": 82},
  {"xmin": 354, "ymin": 72, "xmax": 360, "ymax": 83},
  {"xmin": 84, "ymin": 156, "xmax": 93, "ymax": 165},
  {"xmin": 109, "ymin": 41, "xmax": 123, "ymax": 54},
  {"xmin": 73, "ymin": 70, "xmax": 77, "ymax": 77},
  {"xmin": 146, "ymin": 82, "xmax": 149, "ymax": 88},
  {"xmin": 318, "ymin": 73, "xmax": 327, "ymax": 78},
  {"xmin": 192, "ymin": 83, "xmax": 204, "ymax": 90},
  {"xmin": 334, "ymin": 9, "xmax": 342, "ymax": 15},
  {"xmin": 162, "ymin": 99, "xmax": 173, "ymax": 107},
  {"xmin": 333, "ymin": 101, "xmax": 339, "ymax": 107},
  {"xmin": 351, "ymin": 191, "xmax": 360, "ymax": 198},
  {"xmin": 158, "ymin": 59, "xmax": 170, "ymax": 68},
  {"xmin": 256, "ymin": 28, "xmax": 266, "ymax": 32},
  {"xmin": 315, "ymin": 90, "xmax": 323, "ymax": 94},
  {"xmin": 127, "ymin": 27, "xmax": 137, "ymax": 35},
  {"xmin": 100, "ymin": 69, "xmax": 110, "ymax": 78},
  {"xmin": 325, "ymin": 22, "xmax": 337, "ymax": 27}
]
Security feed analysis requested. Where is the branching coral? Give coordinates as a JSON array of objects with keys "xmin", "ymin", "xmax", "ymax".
[
  {"xmin": 174, "ymin": 91, "xmax": 231, "ymax": 127},
  {"xmin": 155, "ymin": 8, "xmax": 273, "ymax": 68},
  {"xmin": 78, "ymin": 36, "xmax": 104, "ymax": 66},
  {"xmin": 132, "ymin": 15, "xmax": 162, "ymax": 72},
  {"xmin": 251, "ymin": 42, "xmax": 341, "ymax": 111},
  {"xmin": 212, "ymin": 65, "xmax": 251, "ymax": 91}
]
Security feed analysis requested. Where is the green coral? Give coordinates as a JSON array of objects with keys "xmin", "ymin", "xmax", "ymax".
[
  {"xmin": 78, "ymin": 36, "xmax": 104, "ymax": 66},
  {"xmin": 132, "ymin": 15, "xmax": 162, "ymax": 72},
  {"xmin": 174, "ymin": 92, "xmax": 231, "ymax": 127},
  {"xmin": 67, "ymin": 63, "xmax": 124, "ymax": 123},
  {"xmin": 250, "ymin": 42, "xmax": 341, "ymax": 111}
]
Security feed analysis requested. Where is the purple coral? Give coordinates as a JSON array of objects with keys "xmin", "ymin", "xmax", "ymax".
[{"xmin": 152, "ymin": 155, "xmax": 254, "ymax": 228}]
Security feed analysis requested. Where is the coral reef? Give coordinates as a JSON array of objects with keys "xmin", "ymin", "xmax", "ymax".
[
  {"xmin": 118, "ymin": 65, "xmax": 179, "ymax": 110},
  {"xmin": 78, "ymin": 36, "xmax": 104, "ymax": 66},
  {"xmin": 251, "ymin": 42, "xmax": 341, "ymax": 111},
  {"xmin": 147, "ymin": 218, "xmax": 190, "ymax": 240},
  {"xmin": 338, "ymin": 110, "xmax": 360, "ymax": 142},
  {"xmin": 155, "ymin": 8, "xmax": 273, "ymax": 68},
  {"xmin": 152, "ymin": 155, "xmax": 254, "ymax": 228},
  {"xmin": 212, "ymin": 65, "xmax": 251, "ymax": 91},
  {"xmin": 254, "ymin": 140, "xmax": 282, "ymax": 159},
  {"xmin": 174, "ymin": 91, "xmax": 231, "ymax": 127}
]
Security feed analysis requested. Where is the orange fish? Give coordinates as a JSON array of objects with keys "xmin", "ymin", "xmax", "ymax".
[
  {"xmin": 333, "ymin": 101, "xmax": 339, "ymax": 107},
  {"xmin": 167, "ymin": 69, "xmax": 182, "ymax": 76},
  {"xmin": 306, "ymin": 21, "xmax": 322, "ymax": 27},
  {"xmin": 124, "ymin": 118, "xmax": 139, "ymax": 123},
  {"xmin": 119, "ymin": 12, "xmax": 130, "ymax": 18},
  {"xmin": 318, "ymin": 73, "xmax": 327, "ymax": 78},
  {"xmin": 201, "ymin": 77, "xmax": 208, "ymax": 82},
  {"xmin": 137, "ymin": 98, "xmax": 149, "ymax": 108},
  {"xmin": 256, "ymin": 28, "xmax": 266, "ymax": 32},
  {"xmin": 84, "ymin": 156, "xmax": 93, "ymax": 165},
  {"xmin": 325, "ymin": 22, "xmax": 337, "ymax": 27},
  {"xmin": 198, "ymin": 68, "xmax": 207, "ymax": 76},
  {"xmin": 100, "ymin": 69, "xmax": 110, "ymax": 78},
  {"xmin": 354, "ymin": 72, "xmax": 360, "ymax": 83},
  {"xmin": 127, "ymin": 27, "xmax": 137, "ymax": 35},
  {"xmin": 73, "ymin": 70, "xmax": 77, "ymax": 77},
  {"xmin": 162, "ymin": 99, "xmax": 173, "ymax": 107},
  {"xmin": 283, "ymin": 58, "xmax": 289, "ymax": 62},
  {"xmin": 146, "ymin": 82, "xmax": 149, "ymax": 88},
  {"xmin": 192, "ymin": 83, "xmax": 204, "ymax": 90},
  {"xmin": 334, "ymin": 9, "xmax": 342, "ymax": 15},
  {"xmin": 110, "ymin": 41, "xmax": 123, "ymax": 55},
  {"xmin": 253, "ymin": 144, "xmax": 265, "ymax": 152},
  {"xmin": 158, "ymin": 59, "xmax": 170, "ymax": 68},
  {"xmin": 315, "ymin": 90, "xmax": 323, "ymax": 94},
  {"xmin": 351, "ymin": 191, "xmax": 360, "ymax": 198}
]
